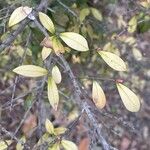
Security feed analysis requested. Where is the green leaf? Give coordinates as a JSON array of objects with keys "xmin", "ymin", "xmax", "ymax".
[
  {"xmin": 79, "ymin": 8, "xmax": 90, "ymax": 22},
  {"xmin": 48, "ymin": 77, "xmax": 59, "ymax": 110},
  {"xmin": 45, "ymin": 119, "xmax": 54, "ymax": 134},
  {"xmin": 54, "ymin": 127, "xmax": 67, "ymax": 135},
  {"xmin": 128, "ymin": 16, "xmax": 137, "ymax": 33},
  {"xmin": 92, "ymin": 81, "xmax": 106, "ymax": 109},
  {"xmin": 0, "ymin": 140, "xmax": 12, "ymax": 150},
  {"xmin": 60, "ymin": 32, "xmax": 89, "ymax": 51},
  {"xmin": 116, "ymin": 83, "xmax": 140, "ymax": 112},
  {"xmin": 91, "ymin": 8, "xmax": 103, "ymax": 21},
  {"xmin": 42, "ymin": 46, "xmax": 52, "ymax": 60},
  {"xmin": 48, "ymin": 143, "xmax": 60, "ymax": 150},
  {"xmin": 61, "ymin": 140, "xmax": 78, "ymax": 150},
  {"xmin": 39, "ymin": 12, "xmax": 55, "ymax": 34},
  {"xmin": 13, "ymin": 65, "xmax": 48, "ymax": 77},
  {"xmin": 16, "ymin": 136, "xmax": 26, "ymax": 150},
  {"xmin": 98, "ymin": 51, "xmax": 127, "ymax": 71},
  {"xmin": 9, "ymin": 6, "xmax": 32, "ymax": 27},
  {"xmin": 52, "ymin": 66, "xmax": 62, "ymax": 84}
]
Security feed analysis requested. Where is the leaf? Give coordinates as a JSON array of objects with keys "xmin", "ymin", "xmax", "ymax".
[
  {"xmin": 91, "ymin": 8, "xmax": 103, "ymax": 21},
  {"xmin": 116, "ymin": 83, "xmax": 140, "ymax": 112},
  {"xmin": 98, "ymin": 51, "xmax": 127, "ymax": 71},
  {"xmin": 48, "ymin": 77, "xmax": 59, "ymax": 110},
  {"xmin": 128, "ymin": 16, "xmax": 137, "ymax": 33},
  {"xmin": 16, "ymin": 136, "xmax": 26, "ymax": 150},
  {"xmin": 39, "ymin": 12, "xmax": 55, "ymax": 34},
  {"xmin": 52, "ymin": 66, "xmax": 62, "ymax": 84},
  {"xmin": 92, "ymin": 81, "xmax": 106, "ymax": 109},
  {"xmin": 42, "ymin": 46, "xmax": 52, "ymax": 60},
  {"xmin": 54, "ymin": 127, "xmax": 67, "ymax": 135},
  {"xmin": 79, "ymin": 8, "xmax": 90, "ymax": 22},
  {"xmin": 9, "ymin": 6, "xmax": 32, "ymax": 27},
  {"xmin": 61, "ymin": 140, "xmax": 78, "ymax": 150},
  {"xmin": 45, "ymin": 119, "xmax": 54, "ymax": 134},
  {"xmin": 52, "ymin": 36, "xmax": 65, "ymax": 55},
  {"xmin": 13, "ymin": 65, "xmax": 48, "ymax": 77},
  {"xmin": 0, "ymin": 140, "xmax": 12, "ymax": 150},
  {"xmin": 60, "ymin": 32, "xmax": 89, "ymax": 51},
  {"xmin": 49, "ymin": 143, "xmax": 60, "ymax": 150}
]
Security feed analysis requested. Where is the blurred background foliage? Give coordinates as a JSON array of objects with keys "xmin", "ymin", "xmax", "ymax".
[{"xmin": 0, "ymin": 0, "xmax": 150, "ymax": 149}]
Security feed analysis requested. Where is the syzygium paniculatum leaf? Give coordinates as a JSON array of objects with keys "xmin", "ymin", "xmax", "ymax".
[
  {"xmin": 92, "ymin": 81, "xmax": 106, "ymax": 109},
  {"xmin": 42, "ymin": 46, "xmax": 52, "ymax": 60},
  {"xmin": 52, "ymin": 65, "xmax": 62, "ymax": 84},
  {"xmin": 60, "ymin": 32, "xmax": 89, "ymax": 51},
  {"xmin": 45, "ymin": 119, "xmax": 54, "ymax": 134},
  {"xmin": 13, "ymin": 65, "xmax": 48, "ymax": 77},
  {"xmin": 61, "ymin": 140, "xmax": 78, "ymax": 150},
  {"xmin": 48, "ymin": 77, "xmax": 59, "ymax": 110},
  {"xmin": 98, "ymin": 51, "xmax": 127, "ymax": 71},
  {"xmin": 116, "ymin": 83, "xmax": 140, "ymax": 112},
  {"xmin": 9, "ymin": 6, "xmax": 32, "ymax": 27},
  {"xmin": 54, "ymin": 127, "xmax": 67, "ymax": 135},
  {"xmin": 0, "ymin": 140, "xmax": 12, "ymax": 150},
  {"xmin": 49, "ymin": 143, "xmax": 60, "ymax": 150}
]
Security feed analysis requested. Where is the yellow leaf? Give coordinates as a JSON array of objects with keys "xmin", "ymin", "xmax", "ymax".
[
  {"xmin": 9, "ymin": 6, "xmax": 32, "ymax": 27},
  {"xmin": 13, "ymin": 65, "xmax": 48, "ymax": 77},
  {"xmin": 42, "ymin": 46, "xmax": 52, "ymax": 60},
  {"xmin": 139, "ymin": 1, "xmax": 150, "ymax": 8},
  {"xmin": 128, "ymin": 16, "xmax": 137, "ymax": 33},
  {"xmin": 98, "ymin": 51, "xmax": 127, "ymax": 71},
  {"xmin": 116, "ymin": 83, "xmax": 140, "ymax": 112},
  {"xmin": 0, "ymin": 140, "xmax": 12, "ymax": 150},
  {"xmin": 48, "ymin": 143, "xmax": 60, "ymax": 150},
  {"xmin": 48, "ymin": 77, "xmax": 59, "ymax": 110},
  {"xmin": 91, "ymin": 8, "xmax": 103, "ymax": 21},
  {"xmin": 79, "ymin": 8, "xmax": 90, "ymax": 22},
  {"xmin": 92, "ymin": 81, "xmax": 106, "ymax": 109},
  {"xmin": 16, "ymin": 136, "xmax": 26, "ymax": 150},
  {"xmin": 54, "ymin": 127, "xmax": 67, "ymax": 135},
  {"xmin": 60, "ymin": 32, "xmax": 89, "ymax": 51},
  {"xmin": 45, "ymin": 119, "xmax": 54, "ymax": 134},
  {"xmin": 61, "ymin": 140, "xmax": 78, "ymax": 150},
  {"xmin": 52, "ymin": 66, "xmax": 62, "ymax": 84},
  {"xmin": 39, "ymin": 12, "xmax": 55, "ymax": 34},
  {"xmin": 52, "ymin": 36, "xmax": 65, "ymax": 55}
]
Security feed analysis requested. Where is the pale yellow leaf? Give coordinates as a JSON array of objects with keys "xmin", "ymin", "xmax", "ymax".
[
  {"xmin": 54, "ymin": 127, "xmax": 67, "ymax": 135},
  {"xmin": 52, "ymin": 36, "xmax": 65, "ymax": 55},
  {"xmin": 13, "ymin": 65, "xmax": 48, "ymax": 77},
  {"xmin": 79, "ymin": 8, "xmax": 90, "ymax": 22},
  {"xmin": 45, "ymin": 119, "xmax": 54, "ymax": 134},
  {"xmin": 92, "ymin": 81, "xmax": 106, "ymax": 109},
  {"xmin": 48, "ymin": 143, "xmax": 60, "ymax": 150},
  {"xmin": 9, "ymin": 6, "xmax": 32, "ymax": 27},
  {"xmin": 16, "ymin": 136, "xmax": 26, "ymax": 150},
  {"xmin": 42, "ymin": 46, "xmax": 52, "ymax": 60},
  {"xmin": 60, "ymin": 32, "xmax": 89, "ymax": 51},
  {"xmin": 98, "ymin": 51, "xmax": 127, "ymax": 71},
  {"xmin": 0, "ymin": 140, "xmax": 12, "ymax": 150},
  {"xmin": 39, "ymin": 12, "xmax": 55, "ymax": 34},
  {"xmin": 61, "ymin": 140, "xmax": 78, "ymax": 150},
  {"xmin": 52, "ymin": 66, "xmax": 62, "ymax": 84},
  {"xmin": 48, "ymin": 77, "xmax": 59, "ymax": 110},
  {"xmin": 116, "ymin": 83, "xmax": 140, "ymax": 112},
  {"xmin": 128, "ymin": 16, "xmax": 137, "ymax": 33},
  {"xmin": 91, "ymin": 8, "xmax": 103, "ymax": 21}
]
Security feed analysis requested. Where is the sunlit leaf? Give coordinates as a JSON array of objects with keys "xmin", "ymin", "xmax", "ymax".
[
  {"xmin": 61, "ymin": 140, "xmax": 78, "ymax": 150},
  {"xmin": 98, "ymin": 51, "xmax": 127, "ymax": 71},
  {"xmin": 79, "ymin": 8, "xmax": 90, "ymax": 22},
  {"xmin": 54, "ymin": 127, "xmax": 67, "ymax": 135},
  {"xmin": 91, "ymin": 8, "xmax": 103, "ymax": 21},
  {"xmin": 45, "ymin": 119, "xmax": 54, "ymax": 134},
  {"xmin": 9, "ymin": 6, "xmax": 32, "ymax": 27},
  {"xmin": 116, "ymin": 83, "xmax": 140, "ymax": 112},
  {"xmin": 92, "ymin": 81, "xmax": 106, "ymax": 109},
  {"xmin": 16, "ymin": 136, "xmax": 26, "ymax": 150},
  {"xmin": 60, "ymin": 32, "xmax": 89, "ymax": 51},
  {"xmin": 52, "ymin": 66, "xmax": 62, "ymax": 84},
  {"xmin": 0, "ymin": 140, "xmax": 12, "ymax": 150},
  {"xmin": 128, "ymin": 16, "xmax": 137, "ymax": 33},
  {"xmin": 132, "ymin": 48, "xmax": 142, "ymax": 61},
  {"xmin": 39, "ymin": 12, "xmax": 55, "ymax": 34},
  {"xmin": 48, "ymin": 77, "xmax": 59, "ymax": 110},
  {"xmin": 48, "ymin": 143, "xmax": 60, "ymax": 150},
  {"xmin": 52, "ymin": 36, "xmax": 65, "ymax": 55},
  {"xmin": 13, "ymin": 65, "xmax": 48, "ymax": 77},
  {"xmin": 139, "ymin": 1, "xmax": 150, "ymax": 9},
  {"xmin": 42, "ymin": 46, "xmax": 52, "ymax": 60}
]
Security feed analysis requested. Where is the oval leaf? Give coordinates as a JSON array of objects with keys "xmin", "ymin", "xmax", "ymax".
[
  {"xmin": 92, "ymin": 81, "xmax": 106, "ymax": 109},
  {"xmin": 0, "ymin": 140, "xmax": 12, "ymax": 150},
  {"xmin": 13, "ymin": 65, "xmax": 48, "ymax": 77},
  {"xmin": 48, "ymin": 77, "xmax": 59, "ymax": 110},
  {"xmin": 49, "ymin": 143, "xmax": 60, "ymax": 150},
  {"xmin": 98, "ymin": 51, "xmax": 127, "ymax": 71},
  {"xmin": 45, "ymin": 119, "xmax": 54, "ymax": 134},
  {"xmin": 128, "ymin": 16, "xmax": 137, "ymax": 33},
  {"xmin": 116, "ymin": 83, "xmax": 140, "ymax": 112},
  {"xmin": 54, "ymin": 127, "xmax": 67, "ymax": 135},
  {"xmin": 9, "ymin": 6, "xmax": 32, "ymax": 27},
  {"xmin": 42, "ymin": 46, "xmax": 52, "ymax": 60},
  {"xmin": 52, "ymin": 66, "xmax": 62, "ymax": 84},
  {"xmin": 91, "ymin": 8, "xmax": 103, "ymax": 21},
  {"xmin": 79, "ymin": 8, "xmax": 90, "ymax": 22},
  {"xmin": 39, "ymin": 12, "xmax": 55, "ymax": 34},
  {"xmin": 60, "ymin": 32, "xmax": 89, "ymax": 51},
  {"xmin": 61, "ymin": 140, "xmax": 78, "ymax": 150},
  {"xmin": 16, "ymin": 136, "xmax": 26, "ymax": 150}
]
